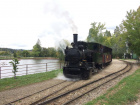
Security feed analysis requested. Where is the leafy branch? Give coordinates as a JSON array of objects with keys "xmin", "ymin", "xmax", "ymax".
[{"xmin": 9, "ymin": 58, "xmax": 19, "ymax": 79}]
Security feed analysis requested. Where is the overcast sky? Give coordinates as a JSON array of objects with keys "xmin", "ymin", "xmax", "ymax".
[{"xmin": 0, "ymin": 0, "xmax": 140, "ymax": 49}]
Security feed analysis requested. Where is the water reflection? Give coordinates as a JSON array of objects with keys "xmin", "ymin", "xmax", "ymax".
[{"xmin": 0, "ymin": 59, "xmax": 62, "ymax": 79}]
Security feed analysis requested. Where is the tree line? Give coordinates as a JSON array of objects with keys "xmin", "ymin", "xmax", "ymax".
[
  {"xmin": 30, "ymin": 39, "xmax": 70, "ymax": 61},
  {"xmin": 0, "ymin": 39, "xmax": 69, "ymax": 61},
  {"xmin": 87, "ymin": 6, "xmax": 140, "ymax": 58}
]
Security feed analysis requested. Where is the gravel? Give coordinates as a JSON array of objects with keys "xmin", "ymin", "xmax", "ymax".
[
  {"xmin": 0, "ymin": 59, "xmax": 130, "ymax": 105},
  {"xmin": 0, "ymin": 79, "xmax": 65, "ymax": 105},
  {"xmin": 49, "ymin": 61, "xmax": 130, "ymax": 104},
  {"xmin": 70, "ymin": 61, "xmax": 140, "ymax": 105}
]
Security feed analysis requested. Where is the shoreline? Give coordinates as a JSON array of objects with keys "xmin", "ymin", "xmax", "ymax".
[{"xmin": 0, "ymin": 57, "xmax": 59, "ymax": 60}]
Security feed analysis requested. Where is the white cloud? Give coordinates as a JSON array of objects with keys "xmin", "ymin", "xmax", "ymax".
[{"xmin": 0, "ymin": 0, "xmax": 139, "ymax": 49}]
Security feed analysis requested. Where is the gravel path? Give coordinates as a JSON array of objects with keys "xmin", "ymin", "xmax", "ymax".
[
  {"xmin": 0, "ymin": 79, "xmax": 65, "ymax": 105},
  {"xmin": 0, "ymin": 59, "xmax": 127, "ymax": 105},
  {"xmin": 70, "ymin": 61, "xmax": 140, "ymax": 105},
  {"xmin": 46, "ymin": 61, "xmax": 129, "ymax": 105}
]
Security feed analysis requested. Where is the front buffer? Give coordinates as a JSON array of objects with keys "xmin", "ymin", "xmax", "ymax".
[{"xmin": 63, "ymin": 66, "xmax": 92, "ymax": 80}]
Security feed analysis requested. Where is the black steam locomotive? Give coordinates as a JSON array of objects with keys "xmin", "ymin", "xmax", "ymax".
[{"xmin": 63, "ymin": 34, "xmax": 112, "ymax": 80}]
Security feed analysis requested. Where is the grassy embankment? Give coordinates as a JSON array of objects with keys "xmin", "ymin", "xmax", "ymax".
[
  {"xmin": 85, "ymin": 68, "xmax": 140, "ymax": 105},
  {"xmin": 0, "ymin": 69, "xmax": 62, "ymax": 92}
]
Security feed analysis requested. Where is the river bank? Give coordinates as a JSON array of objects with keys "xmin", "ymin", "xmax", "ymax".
[
  {"xmin": 0, "ymin": 57, "xmax": 58, "ymax": 60},
  {"xmin": 0, "ymin": 69, "xmax": 62, "ymax": 92}
]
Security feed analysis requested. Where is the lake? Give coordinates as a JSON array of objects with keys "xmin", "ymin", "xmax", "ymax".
[{"xmin": 0, "ymin": 59, "xmax": 63, "ymax": 79}]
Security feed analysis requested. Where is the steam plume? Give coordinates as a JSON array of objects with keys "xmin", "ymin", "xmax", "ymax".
[{"xmin": 44, "ymin": 1, "xmax": 78, "ymax": 34}]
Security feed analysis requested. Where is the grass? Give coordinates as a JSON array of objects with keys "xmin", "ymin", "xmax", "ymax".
[
  {"xmin": 0, "ymin": 56, "xmax": 13, "ymax": 60},
  {"xmin": 85, "ymin": 68, "xmax": 140, "ymax": 105},
  {"xmin": 0, "ymin": 69, "xmax": 62, "ymax": 92}
]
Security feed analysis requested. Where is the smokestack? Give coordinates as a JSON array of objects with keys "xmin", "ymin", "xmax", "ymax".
[{"xmin": 73, "ymin": 34, "xmax": 78, "ymax": 44}]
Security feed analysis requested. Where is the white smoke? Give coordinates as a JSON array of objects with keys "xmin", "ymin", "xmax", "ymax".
[
  {"xmin": 56, "ymin": 39, "xmax": 71, "ymax": 54},
  {"xmin": 44, "ymin": 1, "xmax": 78, "ymax": 34},
  {"xmin": 38, "ymin": 1, "xmax": 78, "ymax": 48},
  {"xmin": 55, "ymin": 73, "xmax": 80, "ymax": 81}
]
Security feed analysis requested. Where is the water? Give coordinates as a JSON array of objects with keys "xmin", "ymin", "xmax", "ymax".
[
  {"xmin": 0, "ymin": 59, "xmax": 59, "ymax": 66},
  {"xmin": 0, "ymin": 59, "xmax": 62, "ymax": 79}
]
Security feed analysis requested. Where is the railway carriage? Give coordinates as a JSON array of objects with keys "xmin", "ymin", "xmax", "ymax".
[{"xmin": 63, "ymin": 34, "xmax": 112, "ymax": 80}]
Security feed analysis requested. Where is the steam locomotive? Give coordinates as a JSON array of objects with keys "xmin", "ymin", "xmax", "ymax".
[{"xmin": 63, "ymin": 34, "xmax": 112, "ymax": 80}]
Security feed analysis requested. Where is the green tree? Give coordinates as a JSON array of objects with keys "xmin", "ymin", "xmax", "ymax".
[
  {"xmin": 47, "ymin": 47, "xmax": 57, "ymax": 57},
  {"xmin": 32, "ymin": 39, "xmax": 42, "ymax": 57},
  {"xmin": 16, "ymin": 51, "xmax": 23, "ymax": 57},
  {"xmin": 56, "ymin": 39, "xmax": 70, "ymax": 61},
  {"xmin": 9, "ymin": 58, "xmax": 19, "ymax": 79},
  {"xmin": 22, "ymin": 50, "xmax": 30, "ymax": 57},
  {"xmin": 123, "ymin": 7, "xmax": 140, "ymax": 56},
  {"xmin": 0, "ymin": 51, "xmax": 10, "ymax": 56},
  {"xmin": 13, "ymin": 51, "xmax": 17, "ymax": 58},
  {"xmin": 87, "ymin": 22, "xmax": 126, "ymax": 58},
  {"xmin": 104, "ymin": 36, "xmax": 112, "ymax": 47},
  {"xmin": 114, "ymin": 26, "xmax": 120, "ymax": 37},
  {"xmin": 57, "ymin": 48, "xmax": 64, "ymax": 61},
  {"xmin": 87, "ymin": 22, "xmax": 106, "ymax": 43},
  {"xmin": 104, "ymin": 30, "xmax": 111, "ymax": 37},
  {"xmin": 110, "ymin": 25, "xmax": 126, "ymax": 58},
  {"xmin": 41, "ymin": 47, "xmax": 48, "ymax": 57}
]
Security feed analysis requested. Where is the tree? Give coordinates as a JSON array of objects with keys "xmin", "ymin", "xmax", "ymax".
[
  {"xmin": 0, "ymin": 51, "xmax": 10, "ymax": 56},
  {"xmin": 41, "ymin": 47, "xmax": 48, "ymax": 57},
  {"xmin": 9, "ymin": 58, "xmax": 19, "ymax": 79},
  {"xmin": 56, "ymin": 39, "xmax": 70, "ymax": 61},
  {"xmin": 16, "ymin": 51, "xmax": 23, "ymax": 57},
  {"xmin": 123, "ymin": 7, "xmax": 140, "ymax": 56},
  {"xmin": 114, "ymin": 26, "xmax": 120, "ymax": 37},
  {"xmin": 87, "ymin": 22, "xmax": 106, "ymax": 43},
  {"xmin": 32, "ymin": 39, "xmax": 42, "ymax": 57},
  {"xmin": 47, "ymin": 47, "xmax": 57, "ymax": 57},
  {"xmin": 87, "ymin": 22, "xmax": 126, "ymax": 58},
  {"xmin": 104, "ymin": 30, "xmax": 111, "ymax": 37},
  {"xmin": 22, "ymin": 50, "xmax": 30, "ymax": 57},
  {"xmin": 57, "ymin": 47, "xmax": 64, "ymax": 61},
  {"xmin": 13, "ymin": 51, "xmax": 17, "ymax": 58}
]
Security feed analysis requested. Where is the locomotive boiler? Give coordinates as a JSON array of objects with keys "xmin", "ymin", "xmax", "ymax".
[{"xmin": 63, "ymin": 34, "xmax": 112, "ymax": 80}]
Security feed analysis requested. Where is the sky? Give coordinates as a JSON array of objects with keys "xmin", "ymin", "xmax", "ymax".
[{"xmin": 0, "ymin": 0, "xmax": 140, "ymax": 50}]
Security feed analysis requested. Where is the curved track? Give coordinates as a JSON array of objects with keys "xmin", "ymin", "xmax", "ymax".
[
  {"xmin": 6, "ymin": 80, "xmax": 73, "ymax": 105},
  {"xmin": 4, "ymin": 61, "xmax": 132, "ymax": 105},
  {"xmin": 35, "ymin": 62, "xmax": 132, "ymax": 105}
]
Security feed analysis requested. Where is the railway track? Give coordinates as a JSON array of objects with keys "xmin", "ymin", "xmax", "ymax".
[
  {"xmin": 6, "ymin": 80, "xmax": 76, "ymax": 105},
  {"xmin": 5, "ymin": 61, "xmax": 132, "ymax": 105},
  {"xmin": 65, "ymin": 62, "xmax": 132, "ymax": 105},
  {"xmin": 33, "ymin": 62, "xmax": 132, "ymax": 105}
]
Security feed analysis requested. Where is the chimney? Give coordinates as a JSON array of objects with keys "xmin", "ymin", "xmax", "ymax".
[{"xmin": 73, "ymin": 34, "xmax": 78, "ymax": 44}]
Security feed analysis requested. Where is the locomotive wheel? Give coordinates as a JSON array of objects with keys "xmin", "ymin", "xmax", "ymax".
[
  {"xmin": 82, "ymin": 72, "xmax": 89, "ymax": 80},
  {"xmin": 82, "ymin": 69, "xmax": 92, "ymax": 80},
  {"xmin": 100, "ymin": 64, "xmax": 103, "ymax": 69},
  {"xmin": 98, "ymin": 64, "xmax": 103, "ymax": 70}
]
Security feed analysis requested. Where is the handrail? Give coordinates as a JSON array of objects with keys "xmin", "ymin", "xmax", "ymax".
[{"xmin": 0, "ymin": 62, "xmax": 64, "ymax": 79}]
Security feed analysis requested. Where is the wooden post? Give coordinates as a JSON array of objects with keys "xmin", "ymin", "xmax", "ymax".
[
  {"xmin": 46, "ymin": 63, "xmax": 47, "ymax": 72},
  {"xmin": 26, "ymin": 65, "xmax": 28, "ymax": 75}
]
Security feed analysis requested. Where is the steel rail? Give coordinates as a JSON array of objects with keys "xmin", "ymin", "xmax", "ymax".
[
  {"xmin": 36, "ymin": 62, "xmax": 129, "ymax": 105},
  {"xmin": 30, "ymin": 81, "xmax": 77, "ymax": 105},
  {"xmin": 5, "ymin": 80, "xmax": 67, "ymax": 105},
  {"xmin": 63, "ymin": 63, "xmax": 132, "ymax": 105}
]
